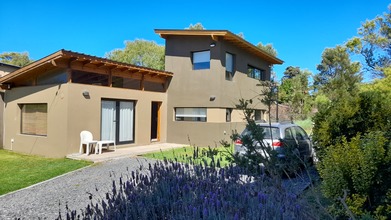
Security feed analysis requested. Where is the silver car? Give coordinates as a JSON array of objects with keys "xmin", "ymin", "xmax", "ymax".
[{"xmin": 234, "ymin": 121, "xmax": 314, "ymax": 163}]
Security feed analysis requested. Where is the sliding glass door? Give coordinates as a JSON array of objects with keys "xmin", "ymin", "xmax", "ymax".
[{"xmin": 101, "ymin": 100, "xmax": 134, "ymax": 144}]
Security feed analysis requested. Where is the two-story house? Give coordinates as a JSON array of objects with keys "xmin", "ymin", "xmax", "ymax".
[
  {"xmin": 0, "ymin": 29, "xmax": 283, "ymax": 157},
  {"xmin": 155, "ymin": 29, "xmax": 283, "ymax": 146}
]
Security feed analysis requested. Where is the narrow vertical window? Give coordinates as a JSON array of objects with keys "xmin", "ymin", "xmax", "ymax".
[
  {"xmin": 254, "ymin": 110, "xmax": 263, "ymax": 121},
  {"xmin": 226, "ymin": 108, "xmax": 232, "ymax": 122},
  {"xmin": 225, "ymin": 52, "xmax": 235, "ymax": 80},
  {"xmin": 192, "ymin": 50, "xmax": 210, "ymax": 70},
  {"xmin": 20, "ymin": 104, "xmax": 47, "ymax": 136}
]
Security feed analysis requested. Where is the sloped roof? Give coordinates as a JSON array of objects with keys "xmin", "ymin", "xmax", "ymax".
[
  {"xmin": 0, "ymin": 49, "xmax": 173, "ymax": 85},
  {"xmin": 155, "ymin": 29, "xmax": 284, "ymax": 65}
]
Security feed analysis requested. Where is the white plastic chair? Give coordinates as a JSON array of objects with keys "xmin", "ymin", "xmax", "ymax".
[{"xmin": 79, "ymin": 131, "xmax": 98, "ymax": 155}]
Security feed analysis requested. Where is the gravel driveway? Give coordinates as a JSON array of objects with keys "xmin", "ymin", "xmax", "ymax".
[{"xmin": 0, "ymin": 157, "xmax": 156, "ymax": 219}]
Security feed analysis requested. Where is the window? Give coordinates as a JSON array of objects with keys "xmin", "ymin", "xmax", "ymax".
[
  {"xmin": 192, "ymin": 50, "xmax": 210, "ymax": 70},
  {"xmin": 175, "ymin": 108, "xmax": 207, "ymax": 122},
  {"xmin": 226, "ymin": 108, "xmax": 232, "ymax": 122},
  {"xmin": 248, "ymin": 65, "xmax": 265, "ymax": 80},
  {"xmin": 20, "ymin": 104, "xmax": 47, "ymax": 136},
  {"xmin": 294, "ymin": 126, "xmax": 309, "ymax": 140},
  {"xmin": 284, "ymin": 127, "xmax": 295, "ymax": 140},
  {"xmin": 101, "ymin": 100, "xmax": 135, "ymax": 144},
  {"xmin": 72, "ymin": 70, "xmax": 109, "ymax": 86},
  {"xmin": 254, "ymin": 110, "xmax": 264, "ymax": 121},
  {"xmin": 225, "ymin": 52, "xmax": 235, "ymax": 80}
]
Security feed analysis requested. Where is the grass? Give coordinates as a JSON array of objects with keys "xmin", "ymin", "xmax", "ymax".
[
  {"xmin": 295, "ymin": 118, "xmax": 314, "ymax": 135},
  {"xmin": 0, "ymin": 149, "xmax": 92, "ymax": 195},
  {"xmin": 142, "ymin": 146, "xmax": 233, "ymax": 167}
]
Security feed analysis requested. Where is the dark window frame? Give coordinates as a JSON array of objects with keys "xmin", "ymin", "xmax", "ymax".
[
  {"xmin": 192, "ymin": 50, "xmax": 211, "ymax": 70},
  {"xmin": 247, "ymin": 65, "xmax": 265, "ymax": 80},
  {"xmin": 101, "ymin": 99, "xmax": 136, "ymax": 145},
  {"xmin": 225, "ymin": 52, "xmax": 235, "ymax": 80}
]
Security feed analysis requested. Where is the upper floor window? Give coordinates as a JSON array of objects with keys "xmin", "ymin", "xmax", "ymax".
[
  {"xmin": 192, "ymin": 50, "xmax": 210, "ymax": 70},
  {"xmin": 20, "ymin": 103, "xmax": 47, "ymax": 136},
  {"xmin": 247, "ymin": 65, "xmax": 265, "ymax": 80},
  {"xmin": 225, "ymin": 52, "xmax": 235, "ymax": 80}
]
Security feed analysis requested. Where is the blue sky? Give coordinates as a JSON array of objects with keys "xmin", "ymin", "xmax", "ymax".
[{"xmin": 0, "ymin": 0, "xmax": 390, "ymax": 80}]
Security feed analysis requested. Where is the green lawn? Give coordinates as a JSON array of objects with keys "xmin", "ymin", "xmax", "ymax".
[
  {"xmin": 142, "ymin": 146, "xmax": 233, "ymax": 167},
  {"xmin": 295, "ymin": 118, "xmax": 314, "ymax": 135},
  {"xmin": 0, "ymin": 149, "xmax": 92, "ymax": 195}
]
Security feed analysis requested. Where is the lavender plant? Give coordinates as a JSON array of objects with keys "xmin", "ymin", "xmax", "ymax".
[{"xmin": 59, "ymin": 160, "xmax": 316, "ymax": 219}]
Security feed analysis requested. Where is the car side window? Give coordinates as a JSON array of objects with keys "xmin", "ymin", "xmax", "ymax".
[
  {"xmin": 284, "ymin": 128, "xmax": 294, "ymax": 140},
  {"xmin": 294, "ymin": 127, "xmax": 308, "ymax": 140}
]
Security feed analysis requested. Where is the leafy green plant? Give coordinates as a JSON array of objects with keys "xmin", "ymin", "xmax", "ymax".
[
  {"xmin": 313, "ymin": 91, "xmax": 391, "ymax": 159},
  {"xmin": 318, "ymin": 132, "xmax": 391, "ymax": 219}
]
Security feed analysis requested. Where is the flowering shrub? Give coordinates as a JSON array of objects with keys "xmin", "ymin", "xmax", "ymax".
[{"xmin": 59, "ymin": 160, "xmax": 315, "ymax": 219}]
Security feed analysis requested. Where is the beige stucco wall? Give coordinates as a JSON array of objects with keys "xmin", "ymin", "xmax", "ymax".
[
  {"xmin": 3, "ymin": 83, "xmax": 167, "ymax": 157},
  {"xmin": 0, "ymin": 91, "xmax": 4, "ymax": 148},
  {"xmin": 164, "ymin": 36, "xmax": 270, "ymax": 146},
  {"xmin": 207, "ymin": 108, "xmax": 225, "ymax": 123}
]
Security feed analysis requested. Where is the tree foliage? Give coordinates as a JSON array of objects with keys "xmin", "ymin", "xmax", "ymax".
[
  {"xmin": 318, "ymin": 131, "xmax": 391, "ymax": 219},
  {"xmin": 186, "ymin": 23, "xmax": 205, "ymax": 30},
  {"xmin": 0, "ymin": 52, "xmax": 32, "ymax": 67},
  {"xmin": 313, "ymin": 45, "xmax": 362, "ymax": 102},
  {"xmin": 346, "ymin": 5, "xmax": 391, "ymax": 78},
  {"xmin": 106, "ymin": 39, "xmax": 165, "ymax": 70},
  {"xmin": 279, "ymin": 67, "xmax": 313, "ymax": 120},
  {"xmin": 256, "ymin": 42, "xmax": 278, "ymax": 57},
  {"xmin": 283, "ymin": 66, "xmax": 301, "ymax": 78}
]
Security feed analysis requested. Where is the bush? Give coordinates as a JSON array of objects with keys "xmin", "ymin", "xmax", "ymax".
[
  {"xmin": 59, "ymin": 160, "xmax": 316, "ymax": 219},
  {"xmin": 318, "ymin": 131, "xmax": 391, "ymax": 218},
  {"xmin": 313, "ymin": 91, "xmax": 391, "ymax": 159}
]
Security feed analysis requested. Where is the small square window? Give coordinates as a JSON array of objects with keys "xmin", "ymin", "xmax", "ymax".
[
  {"xmin": 192, "ymin": 50, "xmax": 210, "ymax": 70},
  {"xmin": 20, "ymin": 103, "xmax": 48, "ymax": 136}
]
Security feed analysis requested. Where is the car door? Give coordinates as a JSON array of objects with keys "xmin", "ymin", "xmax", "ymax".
[{"xmin": 293, "ymin": 126, "xmax": 312, "ymax": 160}]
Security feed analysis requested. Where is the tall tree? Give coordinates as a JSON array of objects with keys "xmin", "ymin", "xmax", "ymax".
[
  {"xmin": 346, "ymin": 5, "xmax": 391, "ymax": 78},
  {"xmin": 313, "ymin": 46, "xmax": 362, "ymax": 102},
  {"xmin": 106, "ymin": 39, "xmax": 165, "ymax": 70},
  {"xmin": 187, "ymin": 23, "xmax": 205, "ymax": 30},
  {"xmin": 0, "ymin": 52, "xmax": 32, "ymax": 67},
  {"xmin": 279, "ymin": 66, "xmax": 312, "ymax": 119},
  {"xmin": 256, "ymin": 42, "xmax": 278, "ymax": 57},
  {"xmin": 282, "ymin": 66, "xmax": 300, "ymax": 78}
]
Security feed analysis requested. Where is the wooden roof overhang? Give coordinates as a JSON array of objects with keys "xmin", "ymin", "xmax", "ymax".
[
  {"xmin": 155, "ymin": 29, "xmax": 284, "ymax": 65},
  {"xmin": 0, "ymin": 49, "xmax": 173, "ymax": 89}
]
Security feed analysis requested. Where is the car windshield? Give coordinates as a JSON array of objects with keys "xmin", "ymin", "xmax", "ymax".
[{"xmin": 241, "ymin": 126, "xmax": 280, "ymax": 139}]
